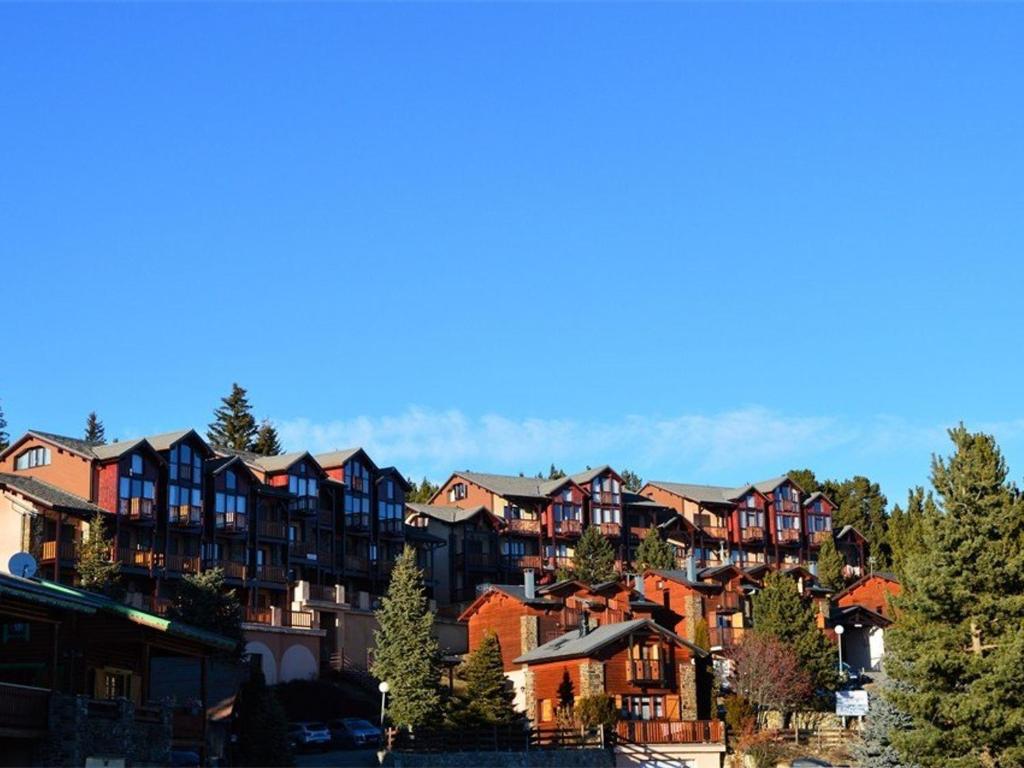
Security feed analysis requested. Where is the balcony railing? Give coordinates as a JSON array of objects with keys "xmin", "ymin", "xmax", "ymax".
[
  {"xmin": 701, "ymin": 525, "xmax": 728, "ymax": 539},
  {"xmin": 169, "ymin": 504, "xmax": 203, "ymax": 527},
  {"xmin": 215, "ymin": 512, "xmax": 247, "ymax": 533},
  {"xmin": 244, "ymin": 606, "xmax": 273, "ymax": 625},
  {"xmin": 0, "ymin": 683, "xmax": 50, "ymax": 733},
  {"xmin": 555, "ymin": 519, "xmax": 582, "ymax": 536},
  {"xmin": 740, "ymin": 526, "xmax": 764, "ymax": 543},
  {"xmin": 254, "ymin": 564, "xmax": 287, "ymax": 582},
  {"xmin": 593, "ymin": 492, "xmax": 621, "ymax": 505},
  {"xmin": 289, "ymin": 541, "xmax": 317, "ymax": 558},
  {"xmin": 308, "ymin": 583, "xmax": 341, "ymax": 602},
  {"xmin": 502, "ymin": 554, "xmax": 543, "ymax": 571},
  {"xmin": 546, "ymin": 555, "xmax": 573, "ymax": 571},
  {"xmin": 615, "ymin": 720, "xmax": 724, "ymax": 745},
  {"xmin": 289, "ymin": 497, "xmax": 318, "ymax": 516},
  {"xmin": 379, "ymin": 519, "xmax": 403, "ymax": 536},
  {"xmin": 775, "ymin": 499, "xmax": 800, "ymax": 514},
  {"xmin": 345, "ymin": 513, "xmax": 370, "ymax": 531},
  {"xmin": 285, "ymin": 610, "xmax": 315, "ymax": 629},
  {"xmin": 776, "ymin": 528, "xmax": 801, "ymax": 544},
  {"xmin": 627, "ymin": 659, "xmax": 665, "ymax": 684},
  {"xmin": 119, "ymin": 497, "xmax": 155, "ymax": 521},
  {"xmin": 258, "ymin": 520, "xmax": 288, "ymax": 539},
  {"xmin": 205, "ymin": 559, "xmax": 246, "ymax": 580},
  {"xmin": 810, "ymin": 530, "xmax": 832, "ymax": 546},
  {"xmin": 505, "ymin": 517, "xmax": 541, "ymax": 535},
  {"xmin": 40, "ymin": 540, "xmax": 77, "ymax": 562},
  {"xmin": 599, "ymin": 522, "xmax": 622, "ymax": 538},
  {"xmin": 713, "ymin": 591, "xmax": 742, "ymax": 612},
  {"xmin": 165, "ymin": 554, "xmax": 201, "ymax": 574},
  {"xmin": 710, "ymin": 626, "xmax": 745, "ymax": 648},
  {"xmin": 117, "ymin": 548, "xmax": 154, "ymax": 569}
]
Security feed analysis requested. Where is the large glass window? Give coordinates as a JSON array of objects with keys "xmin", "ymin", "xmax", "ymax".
[{"xmin": 14, "ymin": 447, "xmax": 50, "ymax": 470}]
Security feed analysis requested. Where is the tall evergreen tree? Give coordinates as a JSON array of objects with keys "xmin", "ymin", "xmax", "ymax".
[
  {"xmin": 752, "ymin": 571, "xmax": 837, "ymax": 694},
  {"xmin": 407, "ymin": 477, "xmax": 440, "ymax": 504},
  {"xmin": 207, "ymin": 383, "xmax": 258, "ymax": 451},
  {"xmin": 851, "ymin": 679, "xmax": 919, "ymax": 768},
  {"xmin": 634, "ymin": 526, "xmax": 674, "ymax": 571},
  {"xmin": 815, "ymin": 534, "xmax": 846, "ymax": 591},
  {"xmin": 0, "ymin": 399, "xmax": 8, "ymax": 452},
  {"xmin": 888, "ymin": 487, "xmax": 939, "ymax": 580},
  {"xmin": 371, "ymin": 546, "xmax": 441, "ymax": 728},
  {"xmin": 77, "ymin": 511, "xmax": 120, "ymax": 595},
  {"xmin": 620, "ymin": 469, "xmax": 643, "ymax": 493},
  {"xmin": 821, "ymin": 475, "xmax": 891, "ymax": 569},
  {"xmin": 787, "ymin": 468, "xmax": 820, "ymax": 495},
  {"xmin": 168, "ymin": 569, "xmax": 244, "ymax": 656},
  {"xmin": 547, "ymin": 464, "xmax": 566, "ymax": 480},
  {"xmin": 572, "ymin": 525, "xmax": 617, "ymax": 585},
  {"xmin": 84, "ymin": 411, "xmax": 106, "ymax": 444},
  {"xmin": 887, "ymin": 426, "xmax": 1024, "ymax": 767},
  {"xmin": 459, "ymin": 631, "xmax": 517, "ymax": 725},
  {"xmin": 252, "ymin": 419, "xmax": 283, "ymax": 456}
]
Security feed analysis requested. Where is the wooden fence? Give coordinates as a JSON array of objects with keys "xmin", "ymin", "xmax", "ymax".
[
  {"xmin": 615, "ymin": 719, "xmax": 724, "ymax": 744},
  {"xmin": 386, "ymin": 725, "xmax": 604, "ymax": 753}
]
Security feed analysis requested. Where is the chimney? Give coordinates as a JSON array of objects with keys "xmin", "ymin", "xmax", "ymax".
[
  {"xmin": 686, "ymin": 556, "xmax": 697, "ymax": 583},
  {"xmin": 808, "ymin": 561, "xmax": 818, "ymax": 577},
  {"xmin": 524, "ymin": 569, "xmax": 536, "ymax": 600},
  {"xmin": 578, "ymin": 608, "xmax": 590, "ymax": 637}
]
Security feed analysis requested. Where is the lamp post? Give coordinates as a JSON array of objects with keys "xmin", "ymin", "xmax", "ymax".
[
  {"xmin": 378, "ymin": 681, "xmax": 390, "ymax": 729},
  {"xmin": 834, "ymin": 624, "xmax": 845, "ymax": 676}
]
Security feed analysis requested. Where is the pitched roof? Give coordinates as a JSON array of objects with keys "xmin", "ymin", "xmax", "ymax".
[
  {"xmin": 402, "ymin": 525, "xmax": 447, "ymax": 547},
  {"xmin": 406, "ymin": 503, "xmax": 494, "ymax": 525},
  {"xmin": 835, "ymin": 524, "xmax": 866, "ymax": 542},
  {"xmin": 0, "ymin": 473, "xmax": 107, "ymax": 517},
  {"xmin": 214, "ymin": 446, "xmax": 319, "ymax": 475},
  {"xmin": 22, "ymin": 430, "xmax": 102, "ymax": 459},
  {"xmin": 513, "ymin": 618, "xmax": 706, "ymax": 664},
  {"xmin": 143, "ymin": 429, "xmax": 214, "ymax": 456},
  {"xmin": 643, "ymin": 481, "xmax": 737, "ymax": 505},
  {"xmin": 802, "ymin": 491, "xmax": 835, "ymax": 508},
  {"xmin": 830, "ymin": 572, "xmax": 901, "ymax": 602},
  {"xmin": 646, "ymin": 569, "xmax": 718, "ymax": 590},
  {"xmin": 456, "ymin": 471, "xmax": 552, "ymax": 499},
  {"xmin": 568, "ymin": 465, "xmax": 617, "ymax": 486},
  {"xmin": 315, "ymin": 448, "xmax": 363, "ymax": 468},
  {"xmin": 752, "ymin": 475, "xmax": 793, "ymax": 494},
  {"xmin": 91, "ymin": 437, "xmax": 152, "ymax": 461},
  {"xmin": 0, "ymin": 573, "xmax": 236, "ymax": 650}
]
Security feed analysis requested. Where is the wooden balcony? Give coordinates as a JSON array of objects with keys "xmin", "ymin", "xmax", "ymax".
[
  {"xmin": 289, "ymin": 497, "xmax": 318, "ymax": 516},
  {"xmin": 117, "ymin": 548, "xmax": 154, "ymax": 569},
  {"xmin": 710, "ymin": 625, "xmax": 745, "ymax": 649},
  {"xmin": 701, "ymin": 525, "xmax": 728, "ymax": 539},
  {"xmin": 169, "ymin": 505, "xmax": 203, "ymax": 527},
  {"xmin": 615, "ymin": 719, "xmax": 724, "ymax": 745},
  {"xmin": 0, "ymin": 683, "xmax": 50, "ymax": 735},
  {"xmin": 215, "ymin": 512, "xmax": 247, "ymax": 533},
  {"xmin": 599, "ymin": 522, "xmax": 622, "ymax": 538},
  {"xmin": 289, "ymin": 541, "xmax": 317, "ymax": 559},
  {"xmin": 593, "ymin": 491, "xmax": 620, "ymax": 505},
  {"xmin": 741, "ymin": 525, "xmax": 764, "ymax": 543},
  {"xmin": 810, "ymin": 530, "xmax": 832, "ymax": 546},
  {"xmin": 502, "ymin": 554, "xmax": 543, "ymax": 571},
  {"xmin": 285, "ymin": 610, "xmax": 315, "ymax": 629},
  {"xmin": 555, "ymin": 519, "xmax": 582, "ymax": 536},
  {"xmin": 345, "ymin": 513, "xmax": 370, "ymax": 531},
  {"xmin": 257, "ymin": 520, "xmax": 288, "ymax": 539},
  {"xmin": 545, "ymin": 555, "xmax": 573, "ymax": 571},
  {"xmin": 776, "ymin": 528, "xmax": 801, "ymax": 544},
  {"xmin": 165, "ymin": 554, "xmax": 201, "ymax": 574},
  {"xmin": 713, "ymin": 591, "xmax": 742, "ymax": 612},
  {"xmin": 40, "ymin": 540, "xmax": 77, "ymax": 563},
  {"xmin": 244, "ymin": 606, "xmax": 273, "ymax": 625},
  {"xmin": 627, "ymin": 659, "xmax": 664, "ymax": 684},
  {"xmin": 505, "ymin": 518, "xmax": 541, "ymax": 535},
  {"xmin": 205, "ymin": 559, "xmax": 246, "ymax": 580},
  {"xmin": 119, "ymin": 497, "xmax": 155, "ymax": 521},
  {"xmin": 254, "ymin": 564, "xmax": 287, "ymax": 582},
  {"xmin": 775, "ymin": 499, "xmax": 800, "ymax": 514},
  {"xmin": 308, "ymin": 583, "xmax": 341, "ymax": 602}
]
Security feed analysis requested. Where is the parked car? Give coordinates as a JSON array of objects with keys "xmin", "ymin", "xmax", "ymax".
[
  {"xmin": 329, "ymin": 717, "xmax": 383, "ymax": 748},
  {"xmin": 288, "ymin": 721, "xmax": 332, "ymax": 752}
]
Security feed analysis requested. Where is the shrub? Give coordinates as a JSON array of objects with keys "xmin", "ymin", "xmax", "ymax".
[
  {"xmin": 724, "ymin": 694, "xmax": 755, "ymax": 736},
  {"xmin": 736, "ymin": 729, "xmax": 787, "ymax": 768},
  {"xmin": 574, "ymin": 694, "xmax": 619, "ymax": 729}
]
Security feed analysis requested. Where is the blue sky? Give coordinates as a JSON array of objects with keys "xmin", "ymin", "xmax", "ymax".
[{"xmin": 3, "ymin": 3, "xmax": 1024, "ymax": 503}]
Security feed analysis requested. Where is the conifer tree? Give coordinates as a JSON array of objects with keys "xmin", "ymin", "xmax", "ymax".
[
  {"xmin": 0, "ymin": 399, "xmax": 8, "ymax": 452},
  {"xmin": 572, "ymin": 525, "xmax": 617, "ymax": 585},
  {"xmin": 371, "ymin": 546, "xmax": 441, "ymax": 728},
  {"xmin": 459, "ymin": 630, "xmax": 517, "ymax": 725},
  {"xmin": 84, "ymin": 411, "xmax": 106, "ymax": 444},
  {"xmin": 169, "ymin": 568, "xmax": 245, "ymax": 656},
  {"xmin": 207, "ymin": 383, "xmax": 258, "ymax": 451},
  {"xmin": 887, "ymin": 425, "xmax": 1024, "ymax": 767},
  {"xmin": 634, "ymin": 526, "xmax": 674, "ymax": 571},
  {"xmin": 407, "ymin": 477, "xmax": 440, "ymax": 504},
  {"xmin": 77, "ymin": 511, "xmax": 120, "ymax": 595},
  {"xmin": 620, "ymin": 469, "xmax": 643, "ymax": 493},
  {"xmin": 787, "ymin": 468, "xmax": 820, "ymax": 495},
  {"xmin": 815, "ymin": 534, "xmax": 845, "ymax": 591},
  {"xmin": 752, "ymin": 571, "xmax": 837, "ymax": 694},
  {"xmin": 851, "ymin": 679, "xmax": 919, "ymax": 768},
  {"xmin": 547, "ymin": 464, "xmax": 566, "ymax": 480},
  {"xmin": 252, "ymin": 419, "xmax": 283, "ymax": 456},
  {"xmin": 820, "ymin": 475, "xmax": 891, "ymax": 569},
  {"xmin": 888, "ymin": 487, "xmax": 938, "ymax": 581}
]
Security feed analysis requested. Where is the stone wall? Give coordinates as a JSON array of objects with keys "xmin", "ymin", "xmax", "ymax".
[
  {"xmin": 677, "ymin": 661, "xmax": 697, "ymax": 719},
  {"xmin": 384, "ymin": 748, "xmax": 614, "ymax": 768},
  {"xmin": 35, "ymin": 694, "xmax": 171, "ymax": 767},
  {"xmin": 578, "ymin": 661, "xmax": 604, "ymax": 698}
]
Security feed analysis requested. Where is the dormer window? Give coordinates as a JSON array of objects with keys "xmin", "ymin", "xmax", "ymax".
[
  {"xmin": 745, "ymin": 494, "xmax": 757, "ymax": 508},
  {"xmin": 449, "ymin": 482, "xmax": 467, "ymax": 502},
  {"xmin": 170, "ymin": 444, "xmax": 202, "ymax": 483},
  {"xmin": 345, "ymin": 460, "xmax": 369, "ymax": 493},
  {"xmin": 14, "ymin": 447, "xmax": 50, "ymax": 470}
]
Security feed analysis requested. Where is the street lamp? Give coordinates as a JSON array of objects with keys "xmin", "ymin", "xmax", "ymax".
[
  {"xmin": 834, "ymin": 624, "xmax": 845, "ymax": 677},
  {"xmin": 378, "ymin": 681, "xmax": 390, "ymax": 729}
]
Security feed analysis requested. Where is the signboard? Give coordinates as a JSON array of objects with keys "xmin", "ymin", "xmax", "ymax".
[{"xmin": 836, "ymin": 689, "xmax": 869, "ymax": 716}]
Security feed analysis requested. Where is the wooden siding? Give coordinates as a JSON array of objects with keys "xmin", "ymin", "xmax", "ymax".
[{"xmin": 0, "ymin": 436, "xmax": 94, "ymax": 500}]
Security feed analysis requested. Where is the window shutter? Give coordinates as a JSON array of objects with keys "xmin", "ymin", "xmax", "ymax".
[
  {"xmin": 666, "ymin": 695, "xmax": 680, "ymax": 719},
  {"xmin": 541, "ymin": 699, "xmax": 553, "ymax": 722}
]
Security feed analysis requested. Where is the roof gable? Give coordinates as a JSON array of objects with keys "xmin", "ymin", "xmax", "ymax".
[
  {"xmin": 1, "ymin": 430, "xmax": 101, "ymax": 462},
  {"xmin": 0, "ymin": 473, "xmax": 107, "ymax": 518},
  {"xmin": 513, "ymin": 618, "xmax": 706, "ymax": 664}
]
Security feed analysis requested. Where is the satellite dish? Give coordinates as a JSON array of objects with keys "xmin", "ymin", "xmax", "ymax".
[{"xmin": 8, "ymin": 552, "xmax": 38, "ymax": 579}]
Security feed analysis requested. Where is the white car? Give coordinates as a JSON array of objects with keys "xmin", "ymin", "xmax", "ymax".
[{"xmin": 288, "ymin": 721, "xmax": 332, "ymax": 751}]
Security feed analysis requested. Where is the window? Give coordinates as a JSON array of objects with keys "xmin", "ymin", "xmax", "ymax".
[
  {"xmin": 501, "ymin": 540, "xmax": 526, "ymax": 556},
  {"xmin": 504, "ymin": 504, "xmax": 523, "ymax": 520},
  {"xmin": 449, "ymin": 482, "xmax": 467, "ymax": 501},
  {"xmin": 14, "ymin": 447, "xmax": 50, "ymax": 470},
  {"xmin": 621, "ymin": 695, "xmax": 664, "ymax": 721},
  {"xmin": 131, "ymin": 453, "xmax": 143, "ymax": 475},
  {"xmin": 119, "ymin": 477, "xmax": 155, "ymax": 500},
  {"xmin": 102, "ymin": 669, "xmax": 131, "ymax": 700},
  {"xmin": 741, "ymin": 510, "xmax": 763, "ymax": 528},
  {"xmin": 540, "ymin": 699, "xmax": 554, "ymax": 722}
]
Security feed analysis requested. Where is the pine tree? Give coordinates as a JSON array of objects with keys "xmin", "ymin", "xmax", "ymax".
[
  {"xmin": 371, "ymin": 546, "xmax": 441, "ymax": 729},
  {"xmin": 821, "ymin": 475, "xmax": 891, "ymax": 569},
  {"xmin": 752, "ymin": 571, "xmax": 837, "ymax": 694},
  {"xmin": 621, "ymin": 469, "xmax": 643, "ymax": 493},
  {"xmin": 693, "ymin": 618, "xmax": 711, "ymax": 653},
  {"xmin": 815, "ymin": 534, "xmax": 845, "ymax": 591},
  {"xmin": 851, "ymin": 679, "xmax": 919, "ymax": 768},
  {"xmin": 0, "ymin": 399, "xmax": 8, "ymax": 452},
  {"xmin": 888, "ymin": 487, "xmax": 939, "ymax": 581},
  {"xmin": 168, "ymin": 569, "xmax": 245, "ymax": 656},
  {"xmin": 787, "ymin": 468, "xmax": 820, "ymax": 495},
  {"xmin": 77, "ymin": 511, "xmax": 120, "ymax": 595},
  {"xmin": 459, "ymin": 631, "xmax": 517, "ymax": 725},
  {"xmin": 547, "ymin": 464, "xmax": 566, "ymax": 480},
  {"xmin": 207, "ymin": 383, "xmax": 258, "ymax": 451},
  {"xmin": 887, "ymin": 425, "xmax": 1024, "ymax": 767},
  {"xmin": 572, "ymin": 526, "xmax": 617, "ymax": 585},
  {"xmin": 407, "ymin": 477, "xmax": 440, "ymax": 504},
  {"xmin": 252, "ymin": 419, "xmax": 283, "ymax": 456},
  {"xmin": 634, "ymin": 526, "xmax": 674, "ymax": 571},
  {"xmin": 84, "ymin": 411, "xmax": 106, "ymax": 444}
]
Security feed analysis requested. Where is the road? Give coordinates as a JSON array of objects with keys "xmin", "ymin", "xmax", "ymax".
[{"xmin": 295, "ymin": 748, "xmax": 380, "ymax": 767}]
